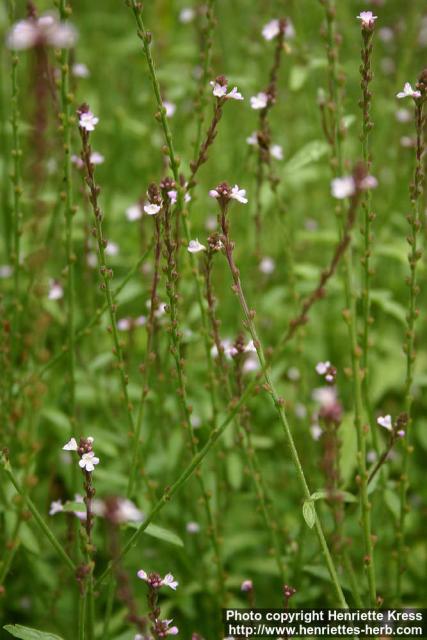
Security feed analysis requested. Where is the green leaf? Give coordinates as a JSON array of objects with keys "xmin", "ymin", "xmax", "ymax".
[
  {"xmin": 384, "ymin": 488, "xmax": 400, "ymax": 520},
  {"xmin": 62, "ymin": 501, "xmax": 86, "ymax": 513},
  {"xmin": 127, "ymin": 522, "xmax": 184, "ymax": 547},
  {"xmin": 310, "ymin": 490, "xmax": 357, "ymax": 503},
  {"xmin": 302, "ymin": 500, "xmax": 316, "ymax": 528},
  {"xmin": 4, "ymin": 625, "xmax": 64, "ymax": 640},
  {"xmin": 226, "ymin": 451, "xmax": 243, "ymax": 490},
  {"xmin": 283, "ymin": 140, "xmax": 329, "ymax": 175}
]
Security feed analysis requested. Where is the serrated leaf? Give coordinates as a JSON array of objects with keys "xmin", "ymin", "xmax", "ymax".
[
  {"xmin": 302, "ymin": 500, "xmax": 316, "ymax": 528},
  {"xmin": 4, "ymin": 625, "xmax": 64, "ymax": 640}
]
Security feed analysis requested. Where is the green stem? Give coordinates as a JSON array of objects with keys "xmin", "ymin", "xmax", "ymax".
[
  {"xmin": 396, "ymin": 97, "xmax": 425, "ymax": 600},
  {"xmin": 220, "ymin": 217, "xmax": 347, "ymax": 606},
  {"xmin": 59, "ymin": 0, "xmax": 77, "ymax": 437}
]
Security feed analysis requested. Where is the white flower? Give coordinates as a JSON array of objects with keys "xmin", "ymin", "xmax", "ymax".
[
  {"xmin": 244, "ymin": 340, "xmax": 257, "ymax": 353},
  {"xmin": 162, "ymin": 574, "xmax": 179, "ymax": 590},
  {"xmin": 310, "ymin": 424, "xmax": 323, "ymax": 441},
  {"xmin": 48, "ymin": 281, "xmax": 63, "ymax": 300},
  {"xmin": 250, "ymin": 92, "xmax": 268, "ymax": 110},
  {"xmin": 188, "ymin": 239, "xmax": 206, "ymax": 253},
  {"xmin": 360, "ymin": 175, "xmax": 378, "ymax": 190},
  {"xmin": 137, "ymin": 570, "xmax": 179, "ymax": 590},
  {"xmin": 259, "ymin": 256, "xmax": 275, "ymax": 274},
  {"xmin": 395, "ymin": 108, "xmax": 411, "ymax": 123},
  {"xmin": 243, "ymin": 353, "xmax": 260, "ymax": 374},
  {"xmin": 72, "ymin": 63, "xmax": 90, "ymax": 78},
  {"xmin": 6, "ymin": 15, "xmax": 77, "ymax": 50},
  {"xmin": 179, "ymin": 7, "xmax": 195, "ymax": 23},
  {"xmin": 79, "ymin": 110, "xmax": 99, "ymax": 132},
  {"xmin": 270, "ymin": 144, "xmax": 283, "ymax": 160},
  {"xmin": 71, "ymin": 154, "xmax": 84, "ymax": 169},
  {"xmin": 49, "ymin": 500, "xmax": 63, "ymax": 516},
  {"xmin": 211, "ymin": 81, "xmax": 228, "ymax": 98},
  {"xmin": 331, "ymin": 176, "xmax": 356, "ymax": 199},
  {"xmin": 230, "ymin": 185, "xmax": 248, "ymax": 204},
  {"xmin": 262, "ymin": 19, "xmax": 295, "ymax": 41},
  {"xmin": 6, "ymin": 20, "xmax": 38, "ymax": 49},
  {"xmin": 118, "ymin": 318, "xmax": 132, "ymax": 331},
  {"xmin": 210, "ymin": 80, "xmax": 244, "ymax": 100},
  {"xmin": 396, "ymin": 82, "xmax": 421, "ymax": 100},
  {"xmin": 163, "ymin": 620, "xmax": 179, "ymax": 636},
  {"xmin": 377, "ymin": 414, "xmax": 392, "ymax": 431},
  {"xmin": 315, "ymin": 361, "xmax": 331, "ymax": 375},
  {"xmin": 63, "ymin": 437, "xmax": 78, "ymax": 451},
  {"xmin": 144, "ymin": 203, "xmax": 161, "ymax": 216},
  {"xmin": 126, "ymin": 204, "xmax": 143, "ymax": 221},
  {"xmin": 287, "ymin": 367, "xmax": 300, "ymax": 381},
  {"xmin": 246, "ymin": 132, "xmax": 258, "ymax": 146},
  {"xmin": 90, "ymin": 151, "xmax": 104, "ymax": 165},
  {"xmin": 312, "ymin": 386, "xmax": 337, "ymax": 409},
  {"xmin": 226, "ymin": 87, "xmax": 244, "ymax": 101},
  {"xmin": 164, "ymin": 100, "xmax": 176, "ymax": 117},
  {"xmin": 105, "ymin": 241, "xmax": 119, "ymax": 256},
  {"xmin": 79, "ymin": 451, "xmax": 100, "ymax": 472},
  {"xmin": 0, "ymin": 265, "xmax": 13, "ymax": 279},
  {"xmin": 357, "ymin": 11, "xmax": 378, "ymax": 28},
  {"xmin": 115, "ymin": 498, "xmax": 144, "ymax": 523},
  {"xmin": 186, "ymin": 521, "xmax": 200, "ymax": 534}
]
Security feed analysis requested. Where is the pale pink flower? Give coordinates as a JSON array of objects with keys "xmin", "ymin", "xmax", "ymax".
[
  {"xmin": 6, "ymin": 14, "xmax": 77, "ymax": 50},
  {"xmin": 79, "ymin": 110, "xmax": 99, "ymax": 132},
  {"xmin": 164, "ymin": 101, "xmax": 176, "ymax": 117},
  {"xmin": 188, "ymin": 239, "xmax": 206, "ymax": 253},
  {"xmin": 126, "ymin": 204, "xmax": 143, "ymax": 221},
  {"xmin": 396, "ymin": 82, "xmax": 421, "ymax": 100},
  {"xmin": 210, "ymin": 80, "xmax": 244, "ymax": 101},
  {"xmin": 230, "ymin": 185, "xmax": 248, "ymax": 204},
  {"xmin": 144, "ymin": 203, "xmax": 161, "ymax": 215},
  {"xmin": 241, "ymin": 580, "xmax": 253, "ymax": 592},
  {"xmin": 179, "ymin": 7, "xmax": 195, "ymax": 23},
  {"xmin": 331, "ymin": 176, "xmax": 356, "ymax": 199},
  {"xmin": 377, "ymin": 415, "xmax": 392, "ymax": 431},
  {"xmin": 315, "ymin": 361, "xmax": 331, "ymax": 375},
  {"xmin": 63, "ymin": 437, "xmax": 78, "ymax": 451},
  {"xmin": 48, "ymin": 280, "xmax": 63, "ymax": 301},
  {"xmin": 72, "ymin": 63, "xmax": 90, "ymax": 78},
  {"xmin": 262, "ymin": 19, "xmax": 295, "ymax": 41},
  {"xmin": 250, "ymin": 92, "xmax": 268, "ymax": 110},
  {"xmin": 259, "ymin": 257, "xmax": 275, "ymax": 274},
  {"xmin": 270, "ymin": 144, "xmax": 283, "ymax": 160},
  {"xmin": 137, "ymin": 570, "xmax": 179, "ymax": 590},
  {"xmin": 357, "ymin": 11, "xmax": 378, "ymax": 29}
]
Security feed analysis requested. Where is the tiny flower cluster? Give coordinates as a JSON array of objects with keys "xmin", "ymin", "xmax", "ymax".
[
  {"xmin": 331, "ymin": 174, "xmax": 378, "ymax": 199},
  {"xmin": 209, "ymin": 183, "xmax": 248, "ymax": 205},
  {"xmin": 315, "ymin": 360, "xmax": 337, "ymax": 384},
  {"xmin": 377, "ymin": 414, "xmax": 406, "ymax": 438},
  {"xmin": 137, "ymin": 570, "xmax": 179, "ymax": 590},
  {"xmin": 63, "ymin": 436, "xmax": 100, "ymax": 472},
  {"xmin": 210, "ymin": 76, "xmax": 244, "ymax": 101}
]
